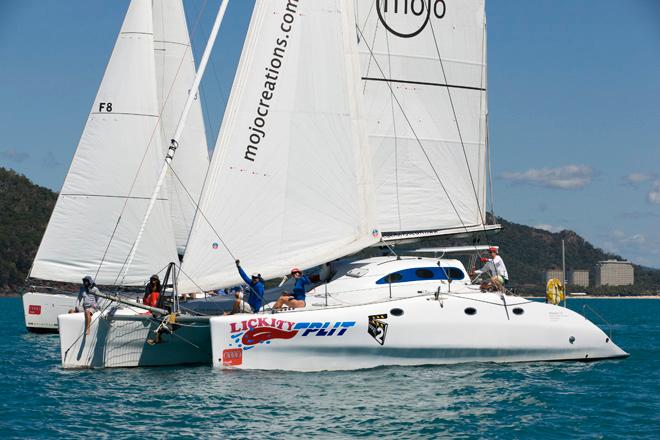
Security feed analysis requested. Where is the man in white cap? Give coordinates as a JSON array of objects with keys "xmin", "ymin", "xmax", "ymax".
[{"xmin": 473, "ymin": 247, "xmax": 509, "ymax": 291}]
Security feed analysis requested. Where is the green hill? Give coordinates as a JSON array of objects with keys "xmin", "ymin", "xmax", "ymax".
[
  {"xmin": 0, "ymin": 167, "xmax": 658, "ymax": 295},
  {"xmin": 0, "ymin": 167, "xmax": 57, "ymax": 292}
]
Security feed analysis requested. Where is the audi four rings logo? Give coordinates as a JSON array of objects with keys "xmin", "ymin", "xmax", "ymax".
[{"xmin": 376, "ymin": 0, "xmax": 446, "ymax": 38}]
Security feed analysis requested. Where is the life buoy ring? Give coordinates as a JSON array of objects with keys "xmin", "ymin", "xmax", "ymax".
[{"xmin": 546, "ymin": 278, "xmax": 565, "ymax": 305}]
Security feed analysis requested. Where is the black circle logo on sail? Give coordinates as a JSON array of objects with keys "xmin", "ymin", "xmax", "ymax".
[{"xmin": 376, "ymin": 0, "xmax": 446, "ymax": 39}]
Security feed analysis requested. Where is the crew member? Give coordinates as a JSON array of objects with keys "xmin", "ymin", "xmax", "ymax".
[
  {"xmin": 143, "ymin": 274, "xmax": 161, "ymax": 308},
  {"xmin": 274, "ymin": 267, "xmax": 310, "ymax": 309},
  {"xmin": 473, "ymin": 247, "xmax": 509, "ymax": 291},
  {"xmin": 232, "ymin": 259, "xmax": 264, "ymax": 313},
  {"xmin": 68, "ymin": 275, "xmax": 100, "ymax": 335}
]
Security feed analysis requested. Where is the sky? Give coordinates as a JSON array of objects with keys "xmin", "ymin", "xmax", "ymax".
[{"xmin": 0, "ymin": 0, "xmax": 659, "ymax": 267}]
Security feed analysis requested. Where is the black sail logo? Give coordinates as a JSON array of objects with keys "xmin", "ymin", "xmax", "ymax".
[
  {"xmin": 376, "ymin": 0, "xmax": 446, "ymax": 38},
  {"xmin": 368, "ymin": 314, "xmax": 389, "ymax": 345}
]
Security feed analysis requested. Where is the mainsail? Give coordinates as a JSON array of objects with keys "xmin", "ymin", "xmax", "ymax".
[
  {"xmin": 178, "ymin": 0, "xmax": 378, "ymax": 292},
  {"xmin": 30, "ymin": 0, "xmax": 179, "ymax": 285},
  {"xmin": 356, "ymin": 0, "xmax": 490, "ymax": 238},
  {"xmin": 153, "ymin": 0, "xmax": 210, "ymax": 255}
]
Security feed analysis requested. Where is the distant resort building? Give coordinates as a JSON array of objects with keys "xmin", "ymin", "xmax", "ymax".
[
  {"xmin": 594, "ymin": 260, "xmax": 634, "ymax": 286},
  {"xmin": 568, "ymin": 269, "xmax": 589, "ymax": 287}
]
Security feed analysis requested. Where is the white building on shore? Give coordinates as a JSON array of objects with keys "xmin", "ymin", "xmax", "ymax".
[{"xmin": 594, "ymin": 260, "xmax": 634, "ymax": 286}]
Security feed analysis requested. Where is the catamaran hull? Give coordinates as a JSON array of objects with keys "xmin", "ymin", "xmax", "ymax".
[
  {"xmin": 23, "ymin": 291, "xmax": 78, "ymax": 333},
  {"xmin": 22, "ymin": 291, "xmax": 133, "ymax": 333},
  {"xmin": 58, "ymin": 311, "xmax": 211, "ymax": 368},
  {"xmin": 209, "ymin": 295, "xmax": 628, "ymax": 371}
]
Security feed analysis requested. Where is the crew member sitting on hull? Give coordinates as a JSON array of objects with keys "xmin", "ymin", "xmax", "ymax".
[
  {"xmin": 471, "ymin": 247, "xmax": 509, "ymax": 292},
  {"xmin": 232, "ymin": 259, "xmax": 264, "ymax": 314},
  {"xmin": 274, "ymin": 267, "xmax": 310, "ymax": 310},
  {"xmin": 143, "ymin": 274, "xmax": 161, "ymax": 308},
  {"xmin": 68, "ymin": 275, "xmax": 100, "ymax": 335}
]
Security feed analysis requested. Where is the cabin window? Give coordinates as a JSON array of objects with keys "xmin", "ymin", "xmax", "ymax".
[
  {"xmin": 512, "ymin": 307, "xmax": 524, "ymax": 315},
  {"xmin": 464, "ymin": 307, "xmax": 477, "ymax": 316},
  {"xmin": 390, "ymin": 308, "xmax": 404, "ymax": 317},
  {"xmin": 375, "ymin": 267, "xmax": 465, "ymax": 285},
  {"xmin": 415, "ymin": 269, "xmax": 434, "ymax": 279},
  {"xmin": 383, "ymin": 273, "xmax": 403, "ymax": 283}
]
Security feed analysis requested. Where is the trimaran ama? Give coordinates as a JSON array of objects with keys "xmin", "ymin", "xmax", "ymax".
[{"xmin": 54, "ymin": 0, "xmax": 627, "ymax": 369}]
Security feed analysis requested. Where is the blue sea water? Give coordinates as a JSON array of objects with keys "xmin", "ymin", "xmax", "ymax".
[{"xmin": 1, "ymin": 297, "xmax": 658, "ymax": 439}]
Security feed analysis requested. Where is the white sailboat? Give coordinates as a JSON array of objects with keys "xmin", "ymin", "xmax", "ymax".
[
  {"xmin": 22, "ymin": 0, "xmax": 209, "ymax": 332},
  {"xmin": 57, "ymin": 0, "xmax": 627, "ymax": 369}
]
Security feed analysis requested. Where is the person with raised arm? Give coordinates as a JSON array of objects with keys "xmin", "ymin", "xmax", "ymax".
[{"xmin": 232, "ymin": 259, "xmax": 264, "ymax": 314}]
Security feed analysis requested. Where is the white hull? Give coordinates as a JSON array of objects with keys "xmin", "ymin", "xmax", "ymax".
[
  {"xmin": 57, "ymin": 257, "xmax": 628, "ymax": 370},
  {"xmin": 209, "ymin": 293, "xmax": 628, "ymax": 371},
  {"xmin": 23, "ymin": 291, "xmax": 80, "ymax": 333},
  {"xmin": 58, "ymin": 308, "xmax": 210, "ymax": 368},
  {"xmin": 22, "ymin": 291, "xmax": 136, "ymax": 333}
]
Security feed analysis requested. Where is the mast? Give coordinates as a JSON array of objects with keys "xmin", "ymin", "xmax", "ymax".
[{"xmin": 120, "ymin": 0, "xmax": 230, "ymax": 283}]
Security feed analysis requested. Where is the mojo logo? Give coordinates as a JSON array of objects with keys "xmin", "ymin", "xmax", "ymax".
[{"xmin": 376, "ymin": 0, "xmax": 446, "ymax": 38}]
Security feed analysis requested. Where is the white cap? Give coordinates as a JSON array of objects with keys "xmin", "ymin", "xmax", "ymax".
[{"xmin": 251, "ymin": 273, "xmax": 260, "ymax": 278}]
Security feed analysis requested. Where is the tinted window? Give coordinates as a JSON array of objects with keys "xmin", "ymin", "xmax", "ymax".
[
  {"xmin": 464, "ymin": 307, "xmax": 477, "ymax": 316},
  {"xmin": 383, "ymin": 273, "xmax": 403, "ymax": 283},
  {"xmin": 416, "ymin": 269, "xmax": 434, "ymax": 279},
  {"xmin": 375, "ymin": 267, "xmax": 466, "ymax": 285},
  {"xmin": 447, "ymin": 268, "xmax": 465, "ymax": 280}
]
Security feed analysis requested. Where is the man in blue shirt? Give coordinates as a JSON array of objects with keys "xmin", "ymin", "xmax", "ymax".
[
  {"xmin": 231, "ymin": 260, "xmax": 264, "ymax": 314},
  {"xmin": 274, "ymin": 267, "xmax": 310, "ymax": 310}
]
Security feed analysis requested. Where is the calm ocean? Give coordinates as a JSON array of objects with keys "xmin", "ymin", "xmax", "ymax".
[{"xmin": 1, "ymin": 297, "xmax": 658, "ymax": 439}]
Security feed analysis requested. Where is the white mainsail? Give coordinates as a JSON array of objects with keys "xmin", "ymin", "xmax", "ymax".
[
  {"xmin": 179, "ymin": 0, "xmax": 378, "ymax": 293},
  {"xmin": 153, "ymin": 0, "xmax": 210, "ymax": 255},
  {"xmin": 30, "ymin": 0, "xmax": 179, "ymax": 285},
  {"xmin": 356, "ymin": 0, "xmax": 490, "ymax": 237}
]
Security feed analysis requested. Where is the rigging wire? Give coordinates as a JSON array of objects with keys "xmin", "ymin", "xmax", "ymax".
[
  {"xmin": 425, "ymin": 8, "xmax": 492, "ymax": 246},
  {"xmin": 94, "ymin": 0, "xmax": 211, "ymax": 286},
  {"xmin": 355, "ymin": 25, "xmax": 474, "ymax": 237}
]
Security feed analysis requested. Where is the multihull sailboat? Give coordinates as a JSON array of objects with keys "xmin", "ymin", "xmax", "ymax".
[
  {"xmin": 57, "ymin": 0, "xmax": 627, "ymax": 369},
  {"xmin": 22, "ymin": 0, "xmax": 210, "ymax": 332}
]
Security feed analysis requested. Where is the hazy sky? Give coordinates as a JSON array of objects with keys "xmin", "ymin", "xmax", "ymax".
[{"xmin": 0, "ymin": 0, "xmax": 659, "ymax": 267}]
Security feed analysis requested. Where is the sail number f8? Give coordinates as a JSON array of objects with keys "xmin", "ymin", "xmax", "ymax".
[{"xmin": 99, "ymin": 102, "xmax": 113, "ymax": 112}]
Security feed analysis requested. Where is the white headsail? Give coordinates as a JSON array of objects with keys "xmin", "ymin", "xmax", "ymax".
[
  {"xmin": 179, "ymin": 0, "xmax": 378, "ymax": 293},
  {"xmin": 30, "ymin": 0, "xmax": 179, "ymax": 285},
  {"xmin": 356, "ymin": 0, "xmax": 490, "ymax": 237},
  {"xmin": 153, "ymin": 0, "xmax": 210, "ymax": 255}
]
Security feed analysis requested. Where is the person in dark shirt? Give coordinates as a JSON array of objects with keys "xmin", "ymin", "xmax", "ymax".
[
  {"xmin": 274, "ymin": 267, "xmax": 310, "ymax": 309},
  {"xmin": 143, "ymin": 274, "xmax": 161, "ymax": 308},
  {"xmin": 232, "ymin": 260, "xmax": 264, "ymax": 314}
]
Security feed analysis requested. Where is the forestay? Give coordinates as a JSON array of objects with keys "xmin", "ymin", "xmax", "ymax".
[
  {"xmin": 179, "ymin": 0, "xmax": 378, "ymax": 293},
  {"xmin": 153, "ymin": 0, "xmax": 210, "ymax": 255},
  {"xmin": 356, "ymin": 0, "xmax": 489, "ymax": 235},
  {"xmin": 30, "ymin": 0, "xmax": 179, "ymax": 285}
]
